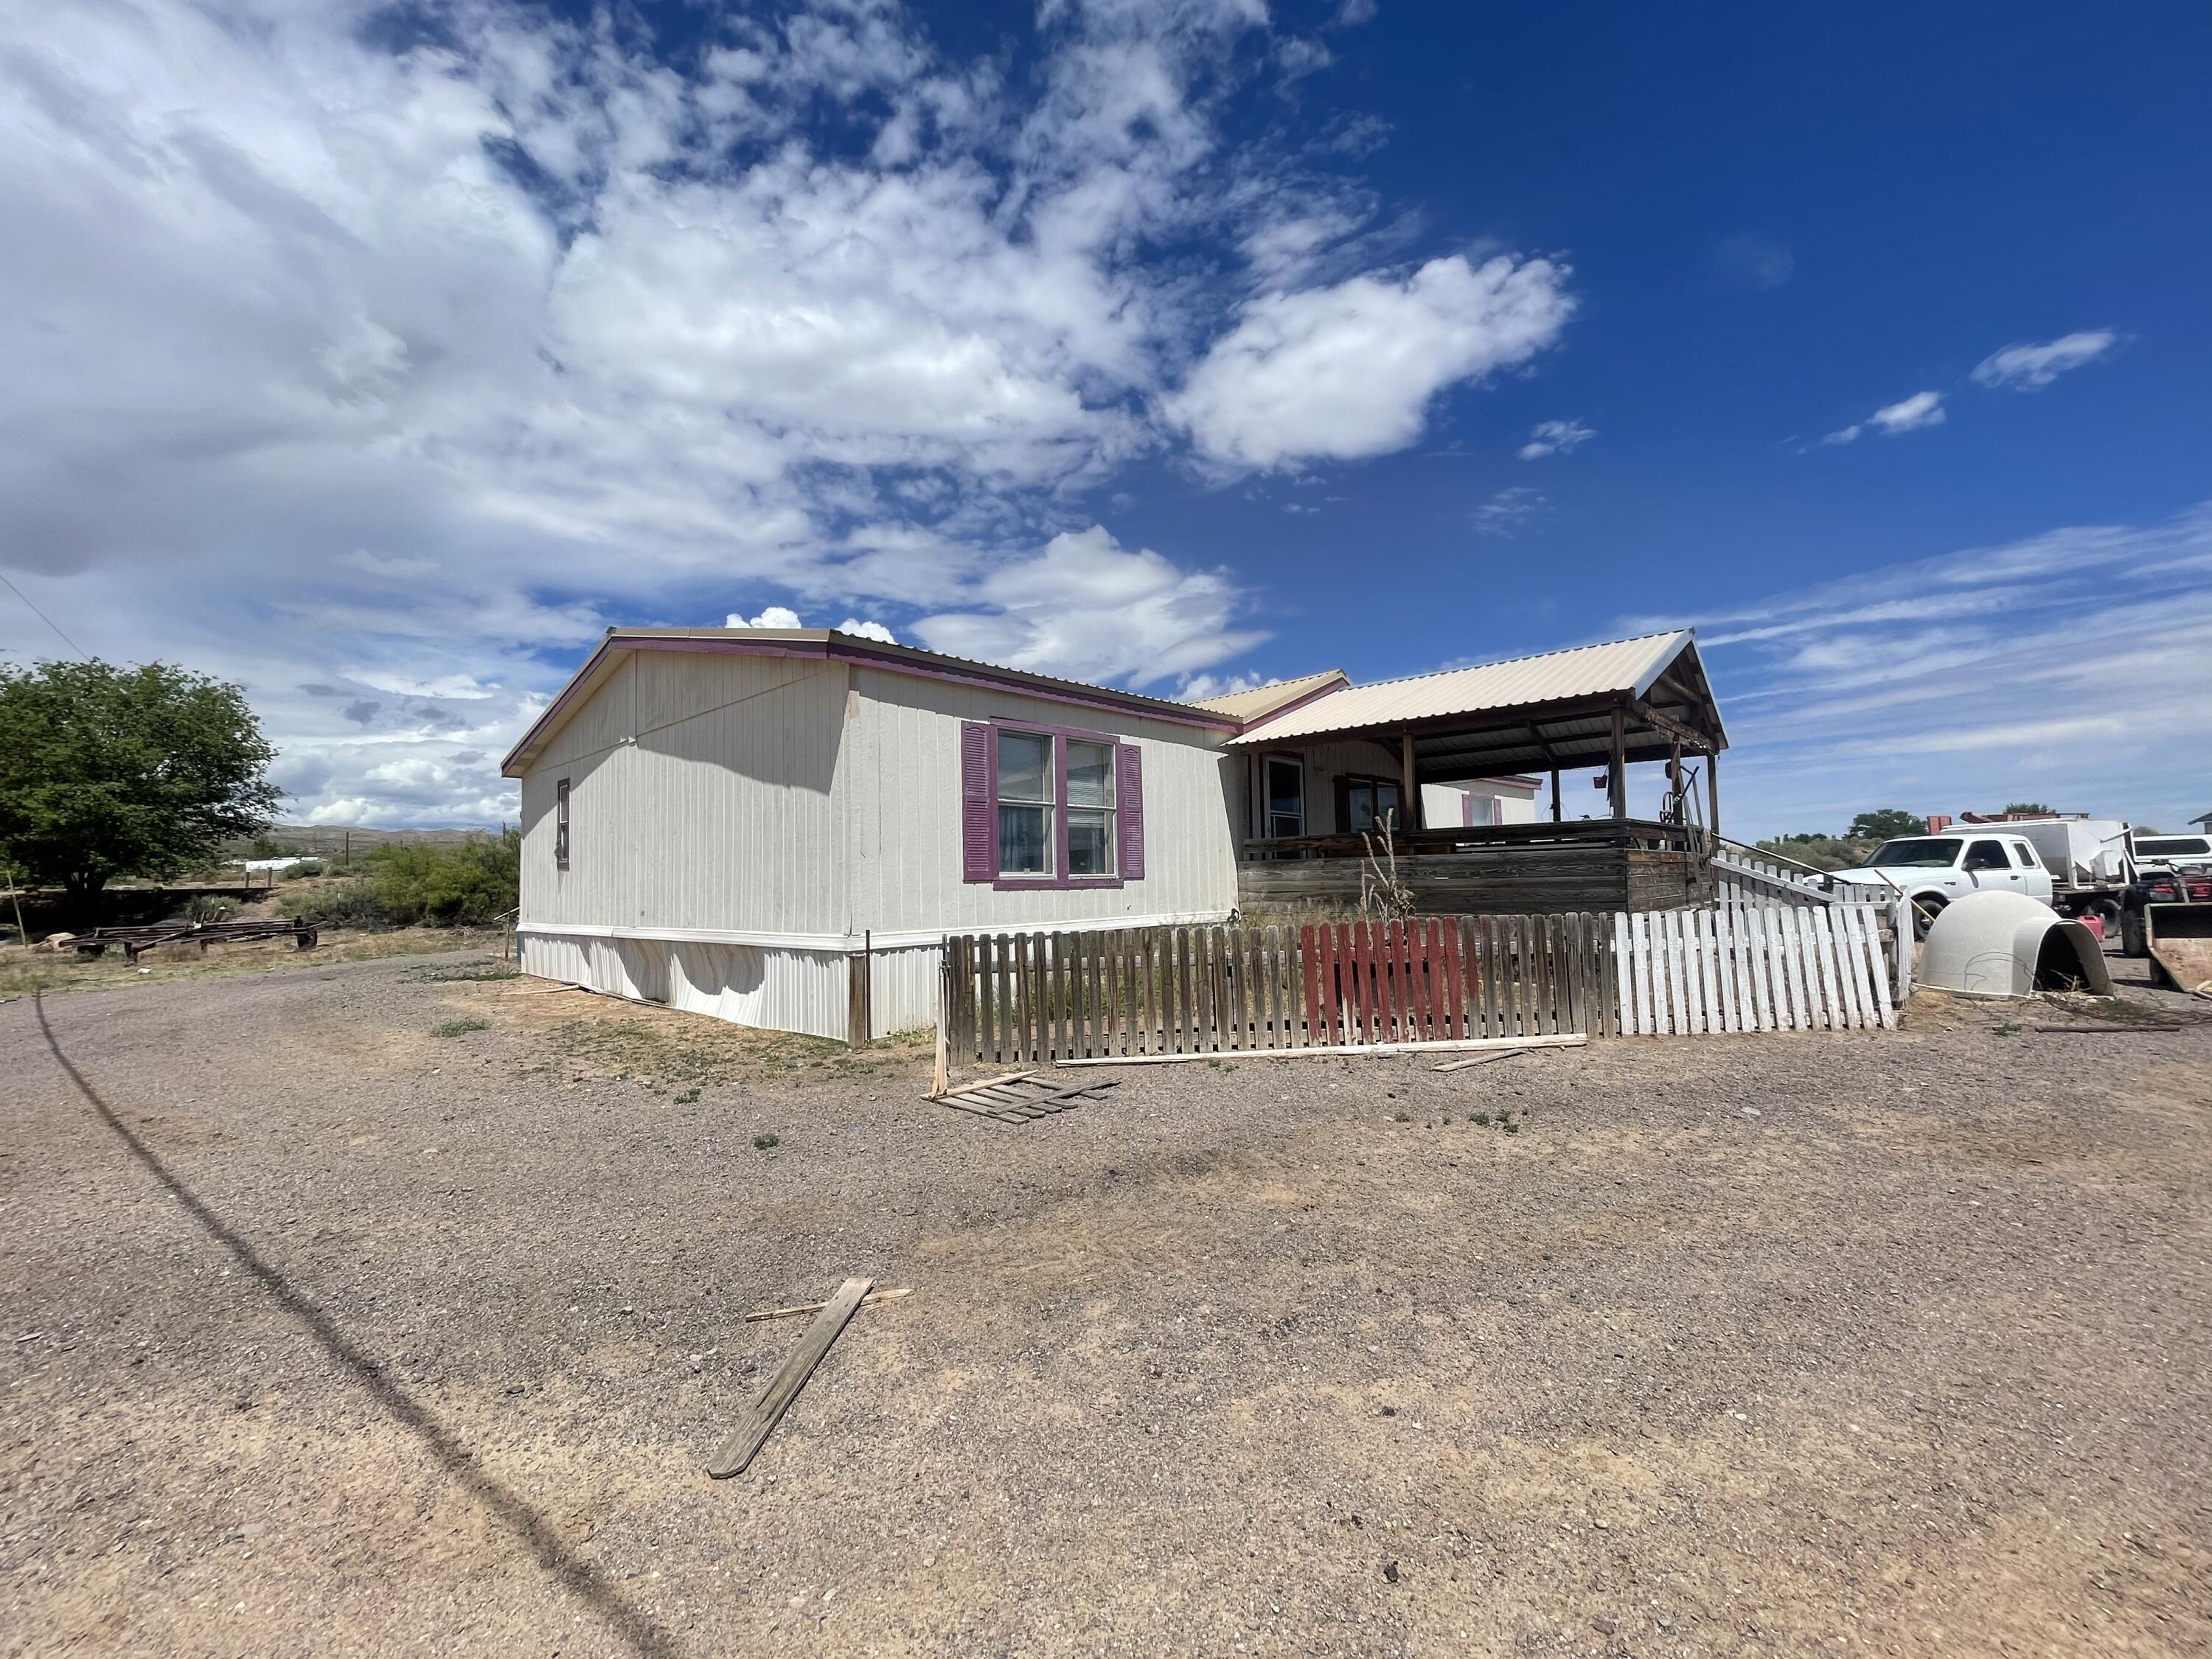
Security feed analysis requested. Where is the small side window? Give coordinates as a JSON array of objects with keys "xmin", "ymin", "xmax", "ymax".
[
  {"xmin": 1963, "ymin": 838, "xmax": 2008, "ymax": 872},
  {"xmin": 2011, "ymin": 841, "xmax": 2041, "ymax": 869},
  {"xmin": 555, "ymin": 778, "xmax": 571, "ymax": 871}
]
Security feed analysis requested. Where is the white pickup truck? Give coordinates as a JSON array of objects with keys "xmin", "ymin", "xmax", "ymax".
[
  {"xmin": 1830, "ymin": 831, "xmax": 2055, "ymax": 934},
  {"xmin": 2132, "ymin": 831, "xmax": 2212, "ymax": 874}
]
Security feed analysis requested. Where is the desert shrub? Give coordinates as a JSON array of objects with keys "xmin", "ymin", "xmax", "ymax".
[
  {"xmin": 1753, "ymin": 833, "xmax": 1876, "ymax": 872},
  {"xmin": 279, "ymin": 879, "xmax": 389, "ymax": 929},
  {"xmin": 353, "ymin": 831, "xmax": 518, "ymax": 927},
  {"xmin": 283, "ymin": 859, "xmax": 326, "ymax": 880}
]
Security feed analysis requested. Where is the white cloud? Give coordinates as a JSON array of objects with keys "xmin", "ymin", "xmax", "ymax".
[
  {"xmin": 1820, "ymin": 389, "xmax": 1944, "ymax": 447},
  {"xmin": 835, "ymin": 618, "xmax": 899, "ymax": 644},
  {"xmin": 1472, "ymin": 486, "xmax": 1545, "ymax": 538},
  {"xmin": 0, "ymin": 0, "xmax": 1565, "ymax": 824},
  {"xmin": 1971, "ymin": 330, "xmax": 2118, "ymax": 391},
  {"xmin": 913, "ymin": 526, "xmax": 1266, "ymax": 688},
  {"xmin": 726, "ymin": 607, "xmax": 805, "ymax": 630},
  {"xmin": 1517, "ymin": 418, "xmax": 1594, "ymax": 460},
  {"xmin": 1624, "ymin": 504, "xmax": 2212, "ymax": 838},
  {"xmin": 1869, "ymin": 391, "xmax": 1945, "ymax": 434},
  {"xmin": 1166, "ymin": 254, "xmax": 1576, "ymax": 468},
  {"xmin": 1177, "ymin": 669, "xmax": 1265, "ymax": 700}
]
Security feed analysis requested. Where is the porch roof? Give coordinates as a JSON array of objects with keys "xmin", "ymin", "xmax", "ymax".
[{"xmin": 1228, "ymin": 630, "xmax": 1726, "ymax": 780}]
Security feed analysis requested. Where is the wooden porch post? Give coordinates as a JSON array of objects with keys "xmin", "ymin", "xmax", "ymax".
[
  {"xmin": 1401, "ymin": 731, "xmax": 1421, "ymax": 831},
  {"xmin": 1549, "ymin": 767, "xmax": 1562, "ymax": 823},
  {"xmin": 1666, "ymin": 742, "xmax": 1683, "ymax": 823},
  {"xmin": 1705, "ymin": 750, "xmax": 1721, "ymax": 842},
  {"xmin": 1607, "ymin": 703, "xmax": 1627, "ymax": 820}
]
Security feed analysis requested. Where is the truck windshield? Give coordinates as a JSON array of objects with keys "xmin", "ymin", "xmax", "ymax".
[{"xmin": 1865, "ymin": 838, "xmax": 1960, "ymax": 869}]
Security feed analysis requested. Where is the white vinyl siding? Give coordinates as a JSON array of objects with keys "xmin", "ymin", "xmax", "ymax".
[
  {"xmin": 843, "ymin": 667, "xmax": 1237, "ymax": 933},
  {"xmin": 519, "ymin": 649, "xmax": 848, "ymax": 936}
]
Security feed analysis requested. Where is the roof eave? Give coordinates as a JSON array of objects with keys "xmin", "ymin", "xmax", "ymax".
[{"xmin": 501, "ymin": 626, "xmax": 1242, "ymax": 776}]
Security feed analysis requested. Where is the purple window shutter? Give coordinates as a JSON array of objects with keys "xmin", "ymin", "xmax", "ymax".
[
  {"xmin": 1116, "ymin": 744, "xmax": 1146, "ymax": 880},
  {"xmin": 961, "ymin": 721, "xmax": 995, "ymax": 882},
  {"xmin": 1461, "ymin": 793, "xmax": 1475, "ymax": 828}
]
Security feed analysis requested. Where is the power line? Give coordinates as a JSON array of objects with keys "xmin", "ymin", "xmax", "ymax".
[{"xmin": 0, "ymin": 570, "xmax": 86, "ymax": 658}]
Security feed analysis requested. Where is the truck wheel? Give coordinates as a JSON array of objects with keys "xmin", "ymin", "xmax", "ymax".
[
  {"xmin": 1911, "ymin": 894, "xmax": 1945, "ymax": 939},
  {"xmin": 2120, "ymin": 908, "xmax": 2147, "ymax": 959}
]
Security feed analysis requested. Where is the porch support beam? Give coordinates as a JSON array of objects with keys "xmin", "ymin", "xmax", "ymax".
[
  {"xmin": 1400, "ymin": 731, "xmax": 1421, "ymax": 831},
  {"xmin": 1706, "ymin": 750, "xmax": 1721, "ymax": 842},
  {"xmin": 1607, "ymin": 703, "xmax": 1628, "ymax": 820},
  {"xmin": 1550, "ymin": 767, "xmax": 1562, "ymax": 823},
  {"xmin": 1627, "ymin": 696, "xmax": 1715, "ymax": 754}
]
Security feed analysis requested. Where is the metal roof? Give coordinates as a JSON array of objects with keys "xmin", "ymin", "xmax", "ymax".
[
  {"xmin": 1186, "ymin": 669, "xmax": 1347, "ymax": 723},
  {"xmin": 1228, "ymin": 630, "xmax": 1704, "ymax": 746},
  {"xmin": 503, "ymin": 627, "xmax": 1237, "ymax": 776}
]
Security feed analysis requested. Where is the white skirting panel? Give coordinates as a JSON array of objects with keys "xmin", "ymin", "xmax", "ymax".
[
  {"xmin": 867, "ymin": 944, "xmax": 942, "ymax": 1039},
  {"xmin": 518, "ymin": 931, "xmax": 850, "ymax": 1043}
]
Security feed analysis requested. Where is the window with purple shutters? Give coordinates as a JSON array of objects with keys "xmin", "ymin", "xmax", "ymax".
[{"xmin": 960, "ymin": 719, "xmax": 1143, "ymax": 888}]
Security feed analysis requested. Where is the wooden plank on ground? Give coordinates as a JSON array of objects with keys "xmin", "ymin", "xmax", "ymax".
[
  {"xmin": 706, "ymin": 1276, "xmax": 873, "ymax": 1478},
  {"xmin": 745, "ymin": 1287, "xmax": 913, "ymax": 1322},
  {"xmin": 1431, "ymin": 1033, "xmax": 1590, "ymax": 1070},
  {"xmin": 1058, "ymin": 1034, "xmax": 1590, "ymax": 1067}
]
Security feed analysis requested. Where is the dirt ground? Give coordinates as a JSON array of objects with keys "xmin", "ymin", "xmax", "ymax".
[{"xmin": 4, "ymin": 947, "xmax": 2210, "ymax": 1658}]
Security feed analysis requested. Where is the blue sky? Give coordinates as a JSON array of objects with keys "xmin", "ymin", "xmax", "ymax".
[{"xmin": 2, "ymin": 0, "xmax": 2206, "ymax": 835}]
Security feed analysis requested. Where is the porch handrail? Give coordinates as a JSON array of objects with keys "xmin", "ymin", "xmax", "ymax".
[
  {"xmin": 1243, "ymin": 817, "xmax": 1698, "ymax": 858},
  {"xmin": 1714, "ymin": 835, "xmax": 1835, "ymax": 886}
]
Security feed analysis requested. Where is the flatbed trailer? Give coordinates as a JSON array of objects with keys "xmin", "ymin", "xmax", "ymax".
[{"xmin": 70, "ymin": 920, "xmax": 320, "ymax": 962}]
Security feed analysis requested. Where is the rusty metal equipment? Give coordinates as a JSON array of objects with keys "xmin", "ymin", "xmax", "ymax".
[
  {"xmin": 2145, "ymin": 903, "xmax": 2212, "ymax": 998},
  {"xmin": 71, "ymin": 920, "xmax": 321, "ymax": 962}
]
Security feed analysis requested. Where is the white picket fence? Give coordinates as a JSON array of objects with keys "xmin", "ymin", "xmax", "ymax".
[
  {"xmin": 1613, "ymin": 902, "xmax": 1899, "ymax": 1035},
  {"xmin": 1711, "ymin": 841, "xmax": 1840, "ymax": 908}
]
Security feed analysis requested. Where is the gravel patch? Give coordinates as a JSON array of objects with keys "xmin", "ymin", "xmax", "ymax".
[{"xmin": 4, "ymin": 948, "xmax": 2209, "ymax": 1657}]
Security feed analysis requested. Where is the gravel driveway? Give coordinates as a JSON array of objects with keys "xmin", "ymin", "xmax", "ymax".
[{"xmin": 4, "ymin": 948, "xmax": 2209, "ymax": 1658}]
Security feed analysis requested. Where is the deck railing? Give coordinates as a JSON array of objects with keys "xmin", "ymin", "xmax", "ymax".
[{"xmin": 1241, "ymin": 816, "xmax": 1704, "ymax": 860}]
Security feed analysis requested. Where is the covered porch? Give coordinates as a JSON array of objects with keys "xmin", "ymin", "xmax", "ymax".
[{"xmin": 1226, "ymin": 630, "xmax": 1729, "ymax": 916}]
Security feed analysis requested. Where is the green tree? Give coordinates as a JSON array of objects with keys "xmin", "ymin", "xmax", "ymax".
[
  {"xmin": 2002, "ymin": 801, "xmax": 2056, "ymax": 817},
  {"xmin": 0, "ymin": 660, "xmax": 279, "ymax": 913},
  {"xmin": 1846, "ymin": 807, "xmax": 1929, "ymax": 841}
]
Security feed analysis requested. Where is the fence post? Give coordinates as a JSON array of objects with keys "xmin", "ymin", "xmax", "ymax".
[{"xmin": 1892, "ymin": 895, "xmax": 1915, "ymax": 1005}]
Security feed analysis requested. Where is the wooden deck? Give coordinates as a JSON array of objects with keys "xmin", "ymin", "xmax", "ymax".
[{"xmin": 1237, "ymin": 819, "xmax": 1714, "ymax": 916}]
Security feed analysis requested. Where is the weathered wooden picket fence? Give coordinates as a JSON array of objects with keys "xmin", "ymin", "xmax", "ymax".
[
  {"xmin": 941, "ymin": 902, "xmax": 1899, "ymax": 1065},
  {"xmin": 1618, "ymin": 902, "xmax": 1895, "ymax": 1037}
]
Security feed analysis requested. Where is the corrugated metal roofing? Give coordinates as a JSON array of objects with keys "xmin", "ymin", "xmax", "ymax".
[
  {"xmin": 1186, "ymin": 669, "xmax": 1347, "ymax": 722},
  {"xmin": 1228, "ymin": 630, "xmax": 1696, "ymax": 745}
]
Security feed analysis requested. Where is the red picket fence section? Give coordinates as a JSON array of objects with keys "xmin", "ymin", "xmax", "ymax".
[{"xmin": 1300, "ymin": 918, "xmax": 1468, "ymax": 1046}]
